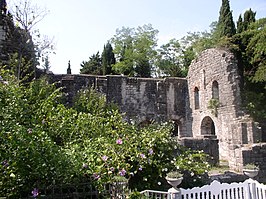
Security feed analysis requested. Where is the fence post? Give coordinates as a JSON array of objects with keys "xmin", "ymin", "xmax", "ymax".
[{"xmin": 168, "ymin": 187, "xmax": 181, "ymax": 199}]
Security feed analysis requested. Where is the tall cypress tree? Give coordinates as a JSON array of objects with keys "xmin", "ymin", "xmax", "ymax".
[
  {"xmin": 243, "ymin": 9, "xmax": 256, "ymax": 31},
  {"xmin": 236, "ymin": 9, "xmax": 256, "ymax": 34},
  {"xmin": 236, "ymin": 15, "xmax": 244, "ymax": 33},
  {"xmin": 217, "ymin": 0, "xmax": 236, "ymax": 38},
  {"xmin": 102, "ymin": 42, "xmax": 116, "ymax": 75}
]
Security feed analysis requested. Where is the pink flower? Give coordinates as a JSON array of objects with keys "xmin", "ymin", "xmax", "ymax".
[
  {"xmin": 32, "ymin": 188, "xmax": 39, "ymax": 198},
  {"xmin": 93, "ymin": 173, "xmax": 100, "ymax": 180},
  {"xmin": 82, "ymin": 163, "xmax": 88, "ymax": 168},
  {"xmin": 102, "ymin": 155, "xmax": 108, "ymax": 161},
  {"xmin": 119, "ymin": 168, "xmax": 126, "ymax": 176},
  {"xmin": 140, "ymin": 153, "xmax": 146, "ymax": 159},
  {"xmin": 116, "ymin": 138, "xmax": 122, "ymax": 145},
  {"xmin": 148, "ymin": 149, "xmax": 154, "ymax": 155}
]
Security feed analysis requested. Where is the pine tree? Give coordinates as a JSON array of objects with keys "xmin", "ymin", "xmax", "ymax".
[{"xmin": 217, "ymin": 0, "xmax": 236, "ymax": 38}]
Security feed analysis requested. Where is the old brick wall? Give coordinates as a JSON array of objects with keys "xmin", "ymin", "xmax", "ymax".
[
  {"xmin": 49, "ymin": 74, "xmax": 192, "ymax": 137},
  {"xmin": 233, "ymin": 143, "xmax": 266, "ymax": 183},
  {"xmin": 187, "ymin": 48, "xmax": 243, "ymax": 160},
  {"xmin": 106, "ymin": 76, "xmax": 191, "ymax": 137},
  {"xmin": 187, "ymin": 48, "xmax": 264, "ymax": 175}
]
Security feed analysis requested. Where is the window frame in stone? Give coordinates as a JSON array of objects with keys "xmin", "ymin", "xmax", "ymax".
[
  {"xmin": 212, "ymin": 80, "xmax": 219, "ymax": 100},
  {"xmin": 194, "ymin": 87, "xmax": 200, "ymax": 110}
]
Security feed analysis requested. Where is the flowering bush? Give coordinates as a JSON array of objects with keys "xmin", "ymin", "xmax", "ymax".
[{"xmin": 0, "ymin": 69, "xmax": 210, "ymax": 197}]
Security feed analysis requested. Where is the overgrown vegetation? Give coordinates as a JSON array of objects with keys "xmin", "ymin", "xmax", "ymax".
[{"xmin": 0, "ymin": 69, "xmax": 210, "ymax": 198}]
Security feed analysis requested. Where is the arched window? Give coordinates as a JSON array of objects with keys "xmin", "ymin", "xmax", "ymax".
[
  {"xmin": 212, "ymin": 81, "xmax": 219, "ymax": 100},
  {"xmin": 201, "ymin": 116, "xmax": 215, "ymax": 135},
  {"xmin": 194, "ymin": 87, "xmax": 199, "ymax": 110}
]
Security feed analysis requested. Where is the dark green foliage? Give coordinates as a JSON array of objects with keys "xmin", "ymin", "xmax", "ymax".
[
  {"xmin": 237, "ymin": 15, "xmax": 244, "ymax": 33},
  {"xmin": 232, "ymin": 17, "xmax": 266, "ymax": 120},
  {"xmin": 135, "ymin": 58, "xmax": 151, "ymax": 77},
  {"xmin": 0, "ymin": 14, "xmax": 36, "ymax": 80},
  {"xmin": 42, "ymin": 55, "xmax": 50, "ymax": 72},
  {"xmin": 181, "ymin": 46, "xmax": 195, "ymax": 72},
  {"xmin": 0, "ymin": 72, "xmax": 72, "ymax": 198},
  {"xmin": 237, "ymin": 9, "xmax": 256, "ymax": 34},
  {"xmin": 217, "ymin": 0, "xmax": 236, "ymax": 38},
  {"xmin": 80, "ymin": 52, "xmax": 102, "ymax": 75},
  {"xmin": 243, "ymin": 9, "xmax": 256, "ymax": 31},
  {"xmin": 73, "ymin": 87, "xmax": 107, "ymax": 115},
  {"xmin": 102, "ymin": 42, "xmax": 116, "ymax": 75}
]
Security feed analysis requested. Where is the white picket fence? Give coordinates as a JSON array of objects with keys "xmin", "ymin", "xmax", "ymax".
[{"xmin": 140, "ymin": 179, "xmax": 266, "ymax": 199}]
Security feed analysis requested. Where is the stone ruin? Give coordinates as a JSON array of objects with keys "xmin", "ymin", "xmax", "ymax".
[
  {"xmin": 48, "ymin": 48, "xmax": 266, "ymax": 182},
  {"xmin": 0, "ymin": 0, "xmax": 264, "ymax": 184}
]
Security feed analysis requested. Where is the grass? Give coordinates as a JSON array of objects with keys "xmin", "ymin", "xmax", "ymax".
[{"xmin": 208, "ymin": 160, "xmax": 230, "ymax": 175}]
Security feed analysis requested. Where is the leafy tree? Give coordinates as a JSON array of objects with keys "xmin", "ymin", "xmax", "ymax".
[
  {"xmin": 42, "ymin": 55, "xmax": 50, "ymax": 72},
  {"xmin": 102, "ymin": 42, "xmax": 116, "ymax": 75},
  {"xmin": 0, "ymin": 13, "xmax": 35, "ymax": 80},
  {"xmin": 216, "ymin": 0, "xmax": 236, "ymax": 38},
  {"xmin": 80, "ymin": 52, "xmax": 102, "ymax": 75},
  {"xmin": 111, "ymin": 24, "xmax": 158, "ymax": 77},
  {"xmin": 0, "ymin": 0, "xmax": 54, "ymax": 81},
  {"xmin": 181, "ymin": 46, "xmax": 195, "ymax": 72},
  {"xmin": 232, "ymin": 16, "xmax": 266, "ymax": 121},
  {"xmin": 111, "ymin": 26, "xmax": 134, "ymax": 76},
  {"xmin": 156, "ymin": 39, "xmax": 184, "ymax": 77},
  {"xmin": 7, "ymin": 0, "xmax": 54, "ymax": 77}
]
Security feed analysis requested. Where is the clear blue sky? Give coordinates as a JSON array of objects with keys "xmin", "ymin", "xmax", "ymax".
[{"xmin": 6, "ymin": 0, "xmax": 266, "ymax": 74}]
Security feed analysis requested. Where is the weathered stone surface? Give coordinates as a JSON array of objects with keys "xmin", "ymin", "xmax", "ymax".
[{"xmin": 48, "ymin": 48, "xmax": 265, "ymax": 182}]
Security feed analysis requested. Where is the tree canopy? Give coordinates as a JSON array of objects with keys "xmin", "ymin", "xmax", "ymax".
[{"xmin": 111, "ymin": 24, "xmax": 158, "ymax": 77}]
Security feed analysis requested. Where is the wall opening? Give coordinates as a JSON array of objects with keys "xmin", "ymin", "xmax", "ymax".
[
  {"xmin": 203, "ymin": 70, "xmax": 206, "ymax": 89},
  {"xmin": 194, "ymin": 87, "xmax": 199, "ymax": 110},
  {"xmin": 138, "ymin": 120, "xmax": 152, "ymax": 128},
  {"xmin": 171, "ymin": 120, "xmax": 181, "ymax": 137},
  {"xmin": 201, "ymin": 116, "xmax": 215, "ymax": 135},
  {"xmin": 212, "ymin": 81, "xmax": 219, "ymax": 100}
]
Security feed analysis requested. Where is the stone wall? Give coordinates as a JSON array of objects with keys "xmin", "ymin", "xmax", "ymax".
[
  {"xmin": 48, "ymin": 48, "xmax": 265, "ymax": 181},
  {"xmin": 178, "ymin": 137, "xmax": 219, "ymax": 165},
  {"xmin": 49, "ymin": 74, "xmax": 192, "ymax": 137},
  {"xmin": 187, "ymin": 48, "xmax": 262, "ymax": 161},
  {"xmin": 230, "ymin": 143, "xmax": 266, "ymax": 183}
]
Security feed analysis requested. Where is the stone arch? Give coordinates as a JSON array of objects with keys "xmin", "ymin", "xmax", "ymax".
[
  {"xmin": 201, "ymin": 116, "xmax": 215, "ymax": 135},
  {"xmin": 212, "ymin": 80, "xmax": 219, "ymax": 100},
  {"xmin": 194, "ymin": 87, "xmax": 199, "ymax": 110}
]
